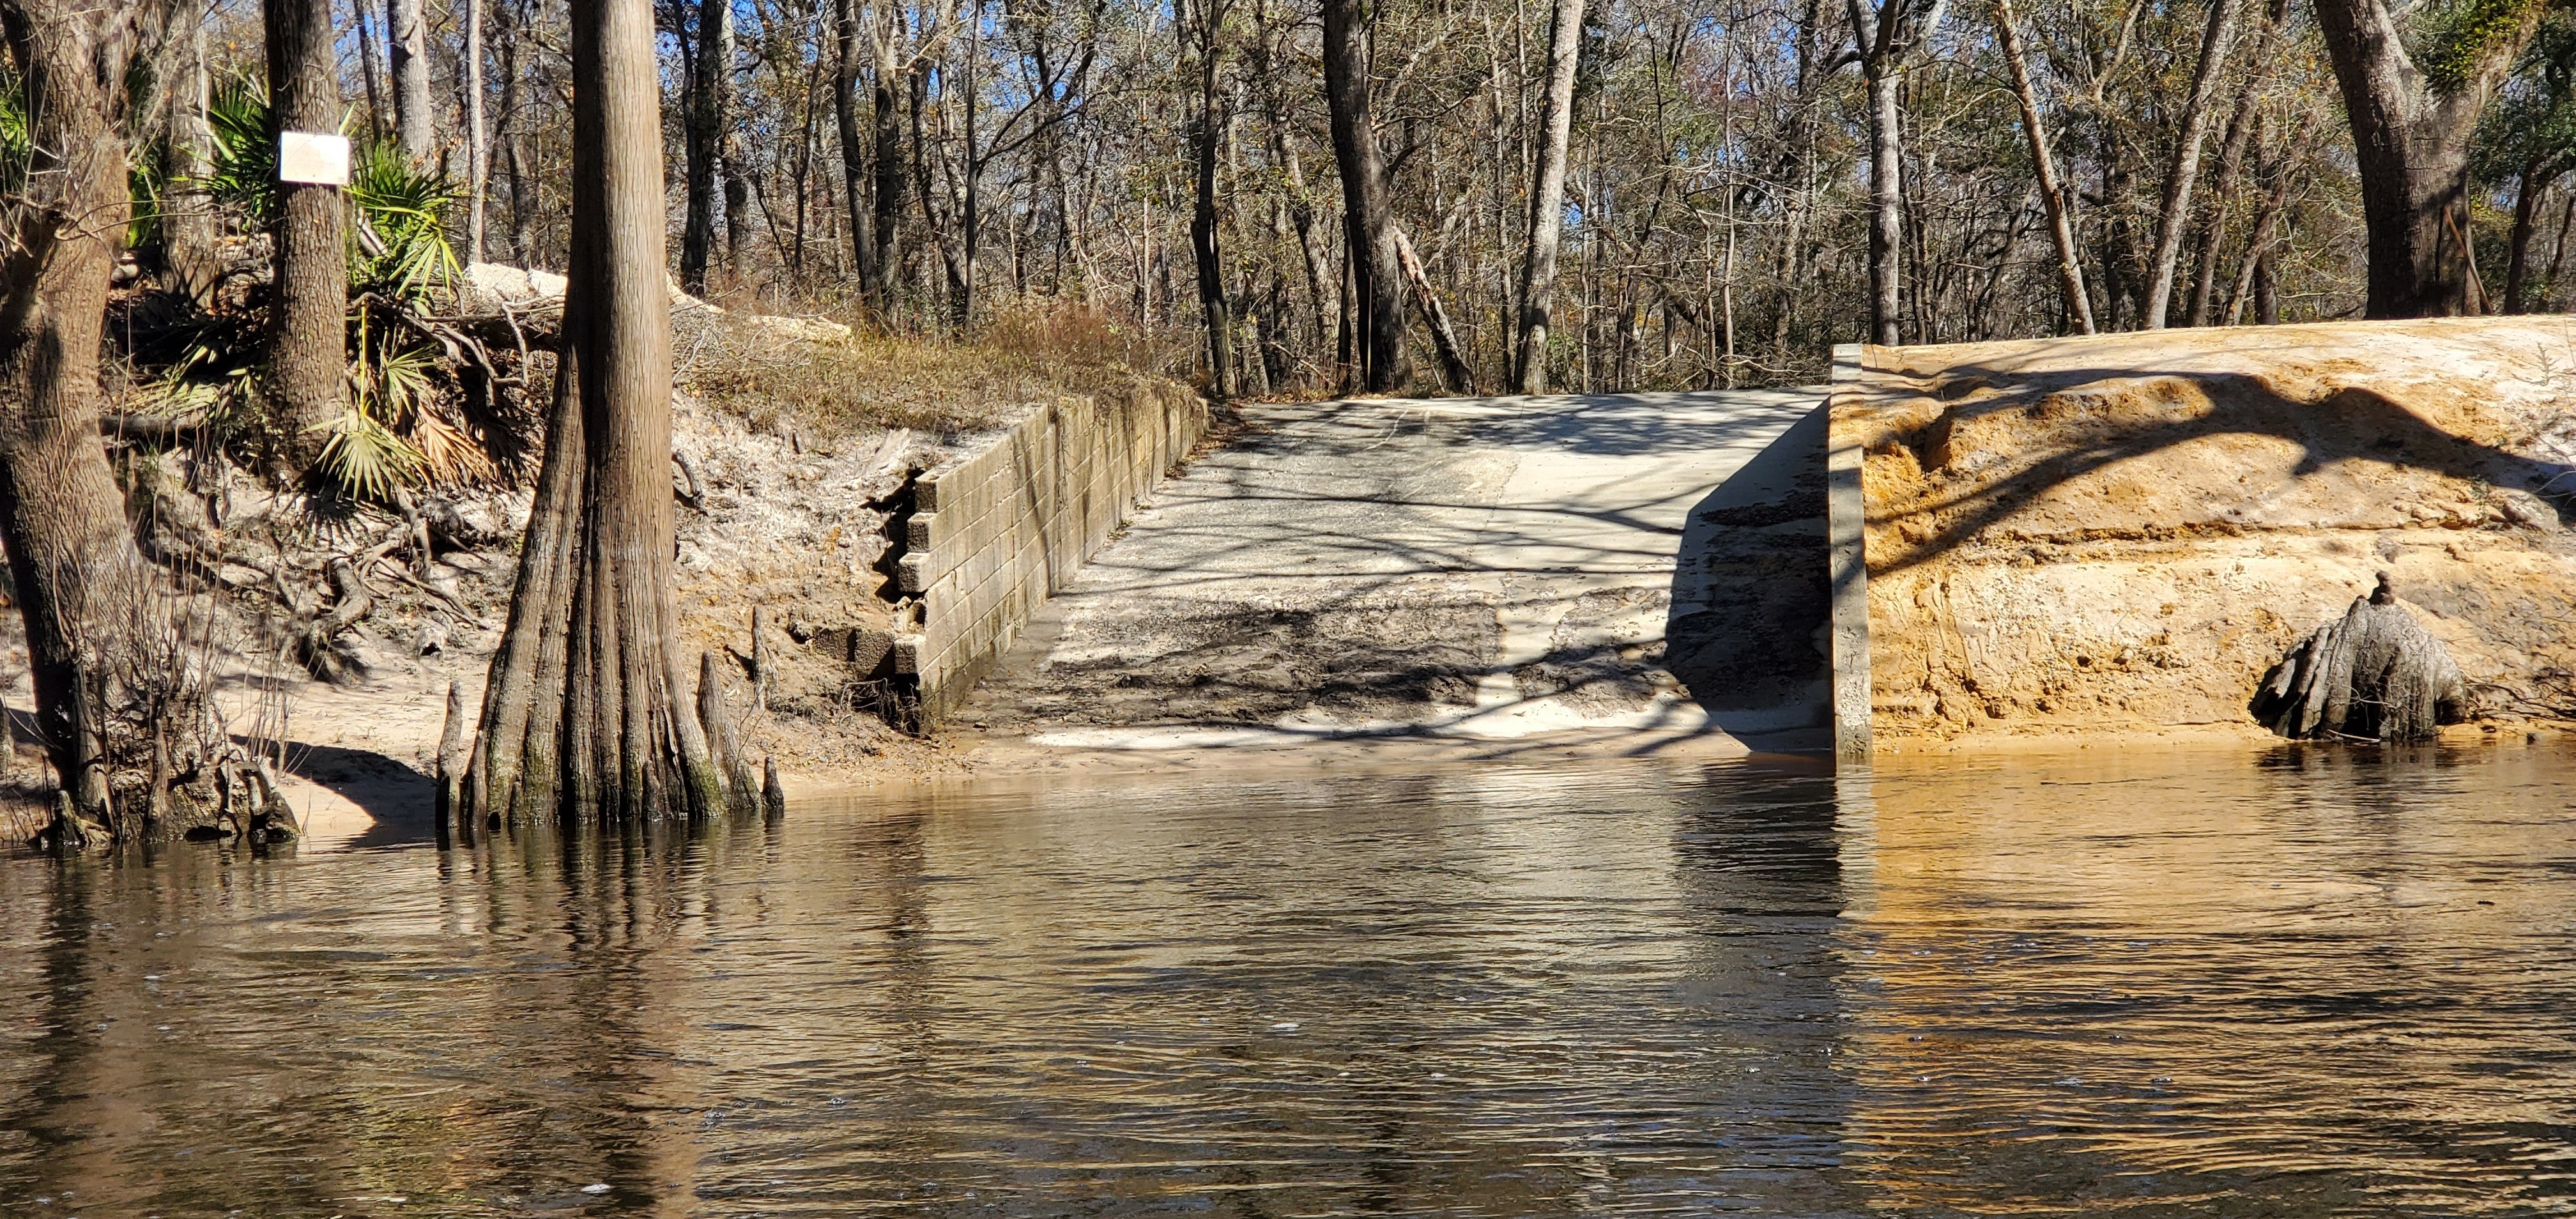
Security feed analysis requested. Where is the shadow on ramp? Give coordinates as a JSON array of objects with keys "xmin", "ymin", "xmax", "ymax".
[{"xmin": 1667, "ymin": 404, "xmax": 1831, "ymax": 749}]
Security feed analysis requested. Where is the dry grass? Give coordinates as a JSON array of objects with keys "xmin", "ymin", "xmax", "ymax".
[{"xmin": 675, "ymin": 303, "xmax": 1190, "ymax": 441}]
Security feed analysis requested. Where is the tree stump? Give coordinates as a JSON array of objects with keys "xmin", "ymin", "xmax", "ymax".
[{"xmin": 2252, "ymin": 574, "xmax": 2466, "ymax": 741}]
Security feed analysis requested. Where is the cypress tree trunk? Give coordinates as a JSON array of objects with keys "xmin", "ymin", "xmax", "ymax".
[
  {"xmin": 2253, "ymin": 576, "xmax": 2465, "ymax": 741},
  {"xmin": 1320, "ymin": 0, "xmax": 1411, "ymax": 393},
  {"xmin": 1514, "ymin": 0, "xmax": 1583, "ymax": 394},
  {"xmin": 471, "ymin": 0, "xmax": 751, "ymax": 824},
  {"xmin": 164, "ymin": 22, "xmax": 226, "ymax": 305},
  {"xmin": 0, "ymin": 0, "xmax": 177, "ymax": 821},
  {"xmin": 266, "ymin": 0, "xmax": 348, "ymax": 470}
]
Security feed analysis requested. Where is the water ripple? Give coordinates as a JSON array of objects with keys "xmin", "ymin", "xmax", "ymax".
[{"xmin": 0, "ymin": 748, "xmax": 2571, "ymax": 1215}]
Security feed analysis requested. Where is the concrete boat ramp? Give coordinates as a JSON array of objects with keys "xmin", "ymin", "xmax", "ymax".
[{"xmin": 953, "ymin": 388, "xmax": 1831, "ymax": 767}]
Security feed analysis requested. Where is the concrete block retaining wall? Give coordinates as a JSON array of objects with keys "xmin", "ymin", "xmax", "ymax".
[
  {"xmin": 891, "ymin": 381, "xmax": 1208, "ymax": 726},
  {"xmin": 1826, "ymin": 343, "xmax": 1873, "ymax": 765}
]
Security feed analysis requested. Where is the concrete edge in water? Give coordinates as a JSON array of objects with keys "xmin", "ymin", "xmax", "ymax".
[{"xmin": 1827, "ymin": 343, "xmax": 1873, "ymax": 765}]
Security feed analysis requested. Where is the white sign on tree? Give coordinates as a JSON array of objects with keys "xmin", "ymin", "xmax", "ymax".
[{"xmin": 277, "ymin": 132, "xmax": 351, "ymax": 186}]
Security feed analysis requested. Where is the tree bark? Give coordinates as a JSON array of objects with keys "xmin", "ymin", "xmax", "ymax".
[
  {"xmin": 2253, "ymin": 576, "xmax": 2464, "ymax": 741},
  {"xmin": 434, "ymin": 679, "xmax": 467, "ymax": 837},
  {"xmin": 834, "ymin": 0, "xmax": 880, "ymax": 304},
  {"xmin": 2544, "ymin": 189, "xmax": 2576, "ymax": 309},
  {"xmin": 0, "ymin": 0, "xmax": 176, "ymax": 820},
  {"xmin": 2225, "ymin": 109, "xmax": 2317, "ymax": 325},
  {"xmin": 388, "ymin": 0, "xmax": 434, "ymax": 161},
  {"xmin": 1189, "ymin": 0, "xmax": 1235, "ymax": 399},
  {"xmin": 1848, "ymin": 0, "xmax": 1945, "ymax": 347},
  {"xmin": 499, "ymin": 0, "xmax": 532, "ymax": 264},
  {"xmin": 1513, "ymin": 0, "xmax": 1583, "ymax": 393},
  {"xmin": 2505, "ymin": 158, "xmax": 2556, "ymax": 314},
  {"xmin": 1863, "ymin": 66, "xmax": 1901, "ymax": 345},
  {"xmin": 1320, "ymin": 0, "xmax": 1411, "ymax": 392},
  {"xmin": 464, "ymin": 0, "xmax": 489, "ymax": 263},
  {"xmin": 163, "ymin": 21, "xmax": 225, "ymax": 305},
  {"xmin": 2313, "ymin": 0, "xmax": 2539, "ymax": 317},
  {"xmin": 1993, "ymin": 0, "xmax": 2093, "ymax": 335},
  {"xmin": 473, "ymin": 0, "xmax": 746, "ymax": 824},
  {"xmin": 2142, "ymin": 0, "xmax": 2242, "ymax": 328},
  {"xmin": 868, "ymin": 27, "xmax": 908, "ymax": 313},
  {"xmin": 267, "ymin": 0, "xmax": 349, "ymax": 471},
  {"xmin": 952, "ymin": 3, "xmax": 986, "ymax": 330},
  {"xmin": 356, "ymin": 3, "xmax": 388, "ymax": 146},
  {"xmin": 680, "ymin": 0, "xmax": 728, "ymax": 295}
]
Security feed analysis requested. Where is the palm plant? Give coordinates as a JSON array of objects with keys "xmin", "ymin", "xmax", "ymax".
[
  {"xmin": 348, "ymin": 141, "xmax": 460, "ymax": 302},
  {"xmin": 144, "ymin": 76, "xmax": 507, "ymax": 503},
  {"xmin": 197, "ymin": 75, "xmax": 279, "ymax": 220}
]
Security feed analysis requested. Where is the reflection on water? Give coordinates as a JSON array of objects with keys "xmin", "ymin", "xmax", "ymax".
[{"xmin": 1, "ymin": 745, "xmax": 2572, "ymax": 1215}]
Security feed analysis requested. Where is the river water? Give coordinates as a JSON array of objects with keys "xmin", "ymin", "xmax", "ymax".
[{"xmin": 1, "ymin": 744, "xmax": 2572, "ymax": 1216}]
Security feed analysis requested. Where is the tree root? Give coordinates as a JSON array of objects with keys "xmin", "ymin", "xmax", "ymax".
[{"xmin": 2252, "ymin": 573, "xmax": 2466, "ymax": 742}]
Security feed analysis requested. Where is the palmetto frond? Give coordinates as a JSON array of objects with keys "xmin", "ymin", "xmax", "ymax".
[
  {"xmin": 197, "ymin": 75, "xmax": 278, "ymax": 220},
  {"xmin": 349, "ymin": 143, "xmax": 460, "ymax": 302},
  {"xmin": 314, "ymin": 408, "xmax": 424, "ymax": 503}
]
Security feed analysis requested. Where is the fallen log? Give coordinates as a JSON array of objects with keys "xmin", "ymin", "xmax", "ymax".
[{"xmin": 1392, "ymin": 227, "xmax": 1476, "ymax": 395}]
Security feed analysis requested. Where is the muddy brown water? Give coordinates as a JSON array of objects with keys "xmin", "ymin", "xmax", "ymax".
[{"xmin": 2, "ymin": 745, "xmax": 2572, "ymax": 1216}]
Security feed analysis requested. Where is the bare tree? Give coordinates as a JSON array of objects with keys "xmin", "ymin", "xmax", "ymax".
[
  {"xmin": 1848, "ymin": 0, "xmax": 1947, "ymax": 346},
  {"xmin": 470, "ymin": 0, "xmax": 752, "ymax": 824},
  {"xmin": 1993, "ymin": 0, "xmax": 2091, "ymax": 334},
  {"xmin": 465, "ymin": 0, "xmax": 491, "ymax": 261},
  {"xmin": 834, "ymin": 0, "xmax": 880, "ymax": 302},
  {"xmin": 1513, "ymin": 0, "xmax": 1583, "ymax": 392},
  {"xmin": 1321, "ymin": 0, "xmax": 1410, "ymax": 391},
  {"xmin": 497, "ymin": 0, "xmax": 534, "ymax": 263},
  {"xmin": 2184, "ymin": 0, "xmax": 2286, "ymax": 326},
  {"xmin": 2140, "ymin": 0, "xmax": 2242, "ymax": 328},
  {"xmin": 680, "ymin": 0, "xmax": 730, "ymax": 294},
  {"xmin": 1188, "ymin": 0, "xmax": 1235, "ymax": 397}
]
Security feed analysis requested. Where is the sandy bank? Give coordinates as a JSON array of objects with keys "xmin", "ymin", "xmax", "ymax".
[{"xmin": 1839, "ymin": 317, "xmax": 2576, "ymax": 746}]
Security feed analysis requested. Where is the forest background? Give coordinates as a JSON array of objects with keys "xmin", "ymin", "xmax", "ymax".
[{"xmin": 131, "ymin": 0, "xmax": 2576, "ymax": 401}]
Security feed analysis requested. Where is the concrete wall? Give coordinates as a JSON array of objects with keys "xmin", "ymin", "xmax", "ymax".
[
  {"xmin": 1825, "ymin": 344, "xmax": 1872, "ymax": 763},
  {"xmin": 892, "ymin": 381, "xmax": 1208, "ymax": 726},
  {"xmin": 1662, "ymin": 397, "xmax": 1835, "ymax": 751}
]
